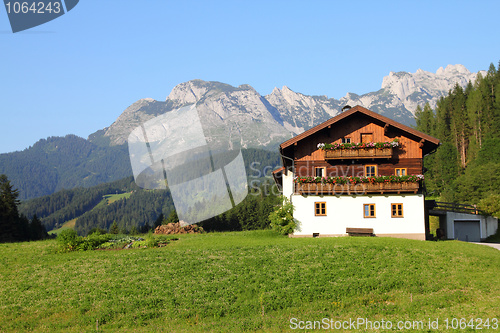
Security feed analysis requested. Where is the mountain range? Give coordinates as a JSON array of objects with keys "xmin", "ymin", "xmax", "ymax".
[
  {"xmin": 94, "ymin": 64, "xmax": 485, "ymax": 148},
  {"xmin": 1, "ymin": 64, "xmax": 485, "ymax": 200}
]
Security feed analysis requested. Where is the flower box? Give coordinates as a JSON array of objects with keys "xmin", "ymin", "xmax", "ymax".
[
  {"xmin": 358, "ymin": 149, "xmax": 372, "ymax": 157},
  {"xmin": 295, "ymin": 180, "xmax": 420, "ymax": 195},
  {"xmin": 324, "ymin": 147, "xmax": 393, "ymax": 160},
  {"xmin": 374, "ymin": 148, "xmax": 393, "ymax": 158},
  {"xmin": 297, "ymin": 183, "xmax": 333, "ymax": 194}
]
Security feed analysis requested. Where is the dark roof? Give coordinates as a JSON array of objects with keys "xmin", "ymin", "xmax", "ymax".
[
  {"xmin": 272, "ymin": 166, "xmax": 285, "ymax": 174},
  {"xmin": 280, "ymin": 105, "xmax": 440, "ymax": 149},
  {"xmin": 272, "ymin": 167, "xmax": 284, "ymax": 192}
]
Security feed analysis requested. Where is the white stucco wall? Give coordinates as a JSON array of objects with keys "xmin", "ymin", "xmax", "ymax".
[
  {"xmin": 486, "ymin": 216, "xmax": 499, "ymax": 238},
  {"xmin": 291, "ymin": 193, "xmax": 425, "ymax": 238},
  {"xmin": 282, "ymin": 170, "xmax": 294, "ymax": 200}
]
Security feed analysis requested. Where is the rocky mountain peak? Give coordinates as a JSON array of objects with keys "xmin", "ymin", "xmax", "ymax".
[
  {"xmin": 97, "ymin": 64, "xmax": 485, "ymax": 149},
  {"xmin": 378, "ymin": 65, "xmax": 486, "ymax": 113},
  {"xmin": 166, "ymin": 79, "xmax": 211, "ymax": 105}
]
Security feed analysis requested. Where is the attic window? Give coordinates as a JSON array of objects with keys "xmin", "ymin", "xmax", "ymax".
[
  {"xmin": 361, "ymin": 133, "xmax": 373, "ymax": 143},
  {"xmin": 342, "ymin": 137, "xmax": 351, "ymax": 144}
]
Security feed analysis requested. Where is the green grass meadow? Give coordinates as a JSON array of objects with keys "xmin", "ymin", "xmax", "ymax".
[{"xmin": 0, "ymin": 231, "xmax": 499, "ymax": 332}]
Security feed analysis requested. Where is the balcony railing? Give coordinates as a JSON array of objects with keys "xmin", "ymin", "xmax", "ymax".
[
  {"xmin": 324, "ymin": 147, "xmax": 393, "ymax": 160},
  {"xmin": 295, "ymin": 181, "xmax": 419, "ymax": 195}
]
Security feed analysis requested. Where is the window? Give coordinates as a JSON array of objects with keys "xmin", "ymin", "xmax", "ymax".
[
  {"xmin": 361, "ymin": 133, "xmax": 373, "ymax": 143},
  {"xmin": 391, "ymin": 203, "xmax": 403, "ymax": 218},
  {"xmin": 315, "ymin": 202, "xmax": 326, "ymax": 216},
  {"xmin": 395, "ymin": 168, "xmax": 407, "ymax": 176},
  {"xmin": 365, "ymin": 165, "xmax": 377, "ymax": 177},
  {"xmin": 363, "ymin": 204, "xmax": 376, "ymax": 218},
  {"xmin": 315, "ymin": 167, "xmax": 325, "ymax": 178},
  {"xmin": 342, "ymin": 137, "xmax": 351, "ymax": 143}
]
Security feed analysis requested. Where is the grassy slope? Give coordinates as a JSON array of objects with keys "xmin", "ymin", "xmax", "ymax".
[
  {"xmin": 104, "ymin": 192, "xmax": 132, "ymax": 204},
  {"xmin": 0, "ymin": 231, "xmax": 499, "ymax": 332},
  {"xmin": 48, "ymin": 218, "xmax": 77, "ymax": 235}
]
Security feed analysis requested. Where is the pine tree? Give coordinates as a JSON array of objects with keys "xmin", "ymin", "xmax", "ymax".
[
  {"xmin": 0, "ymin": 174, "xmax": 22, "ymax": 242},
  {"xmin": 154, "ymin": 213, "xmax": 164, "ymax": 229},
  {"xmin": 140, "ymin": 222, "xmax": 151, "ymax": 233},
  {"xmin": 164, "ymin": 210, "xmax": 179, "ymax": 225},
  {"xmin": 29, "ymin": 214, "xmax": 47, "ymax": 241},
  {"xmin": 130, "ymin": 226, "xmax": 139, "ymax": 235},
  {"xmin": 449, "ymin": 84, "xmax": 469, "ymax": 168},
  {"xmin": 415, "ymin": 103, "xmax": 436, "ymax": 135},
  {"xmin": 109, "ymin": 221, "xmax": 119, "ymax": 234}
]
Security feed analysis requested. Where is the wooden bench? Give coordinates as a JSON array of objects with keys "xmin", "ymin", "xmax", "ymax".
[{"xmin": 346, "ymin": 228, "xmax": 374, "ymax": 237}]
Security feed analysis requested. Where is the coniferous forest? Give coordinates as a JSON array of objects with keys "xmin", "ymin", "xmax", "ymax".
[
  {"xmin": 11, "ymin": 148, "xmax": 282, "ymax": 236},
  {"xmin": 415, "ymin": 61, "xmax": 500, "ymax": 217},
  {"xmin": 0, "ymin": 174, "xmax": 48, "ymax": 242}
]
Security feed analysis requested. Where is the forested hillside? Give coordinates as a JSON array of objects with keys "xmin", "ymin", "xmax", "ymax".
[
  {"xmin": 415, "ymin": 61, "xmax": 500, "ymax": 216},
  {"xmin": 18, "ymin": 148, "xmax": 282, "ymax": 235},
  {"xmin": 0, "ymin": 135, "xmax": 132, "ymax": 200},
  {"xmin": 18, "ymin": 177, "xmax": 140, "ymax": 231}
]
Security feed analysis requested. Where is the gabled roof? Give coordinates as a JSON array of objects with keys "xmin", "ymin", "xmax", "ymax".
[{"xmin": 280, "ymin": 105, "xmax": 440, "ymax": 150}]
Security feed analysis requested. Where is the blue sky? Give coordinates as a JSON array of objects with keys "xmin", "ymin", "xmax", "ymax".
[{"xmin": 1, "ymin": 0, "xmax": 499, "ymax": 154}]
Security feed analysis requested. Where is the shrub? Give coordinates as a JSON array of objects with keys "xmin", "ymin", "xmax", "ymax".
[
  {"xmin": 77, "ymin": 233, "xmax": 113, "ymax": 251},
  {"xmin": 269, "ymin": 197, "xmax": 296, "ymax": 235},
  {"xmin": 87, "ymin": 227, "xmax": 107, "ymax": 236},
  {"xmin": 479, "ymin": 194, "xmax": 500, "ymax": 217},
  {"xmin": 57, "ymin": 229, "xmax": 114, "ymax": 251},
  {"xmin": 57, "ymin": 229, "xmax": 82, "ymax": 252}
]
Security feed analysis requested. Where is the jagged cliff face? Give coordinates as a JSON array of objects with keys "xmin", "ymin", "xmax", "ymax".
[
  {"xmin": 266, "ymin": 64, "xmax": 486, "ymax": 128},
  {"xmin": 265, "ymin": 86, "xmax": 341, "ymax": 134},
  {"xmin": 103, "ymin": 80, "xmax": 291, "ymax": 149},
  {"xmin": 99, "ymin": 65, "xmax": 485, "ymax": 149}
]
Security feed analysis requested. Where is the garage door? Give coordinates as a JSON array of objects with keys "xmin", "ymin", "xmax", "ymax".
[{"xmin": 454, "ymin": 220, "xmax": 480, "ymax": 242}]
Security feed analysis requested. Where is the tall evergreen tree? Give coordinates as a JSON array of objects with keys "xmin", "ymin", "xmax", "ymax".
[
  {"xmin": 415, "ymin": 103, "xmax": 436, "ymax": 135},
  {"xmin": 0, "ymin": 174, "xmax": 22, "ymax": 242},
  {"xmin": 109, "ymin": 221, "xmax": 119, "ymax": 234},
  {"xmin": 154, "ymin": 213, "xmax": 164, "ymax": 229},
  {"xmin": 164, "ymin": 211, "xmax": 179, "ymax": 225},
  {"xmin": 29, "ymin": 214, "xmax": 47, "ymax": 241}
]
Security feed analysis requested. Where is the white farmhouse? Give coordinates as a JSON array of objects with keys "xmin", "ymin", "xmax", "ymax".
[{"xmin": 273, "ymin": 105, "xmax": 440, "ymax": 240}]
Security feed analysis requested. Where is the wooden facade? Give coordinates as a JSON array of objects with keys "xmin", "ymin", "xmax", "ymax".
[
  {"xmin": 294, "ymin": 158, "xmax": 423, "ymax": 177},
  {"xmin": 275, "ymin": 106, "xmax": 441, "ymax": 240},
  {"xmin": 279, "ymin": 106, "xmax": 440, "ymax": 195}
]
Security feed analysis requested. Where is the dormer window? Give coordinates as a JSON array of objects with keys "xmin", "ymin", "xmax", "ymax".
[{"xmin": 361, "ymin": 133, "xmax": 373, "ymax": 143}]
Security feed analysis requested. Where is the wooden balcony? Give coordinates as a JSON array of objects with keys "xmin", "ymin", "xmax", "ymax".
[
  {"xmin": 295, "ymin": 181, "xmax": 419, "ymax": 195},
  {"xmin": 324, "ymin": 147, "xmax": 393, "ymax": 160}
]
